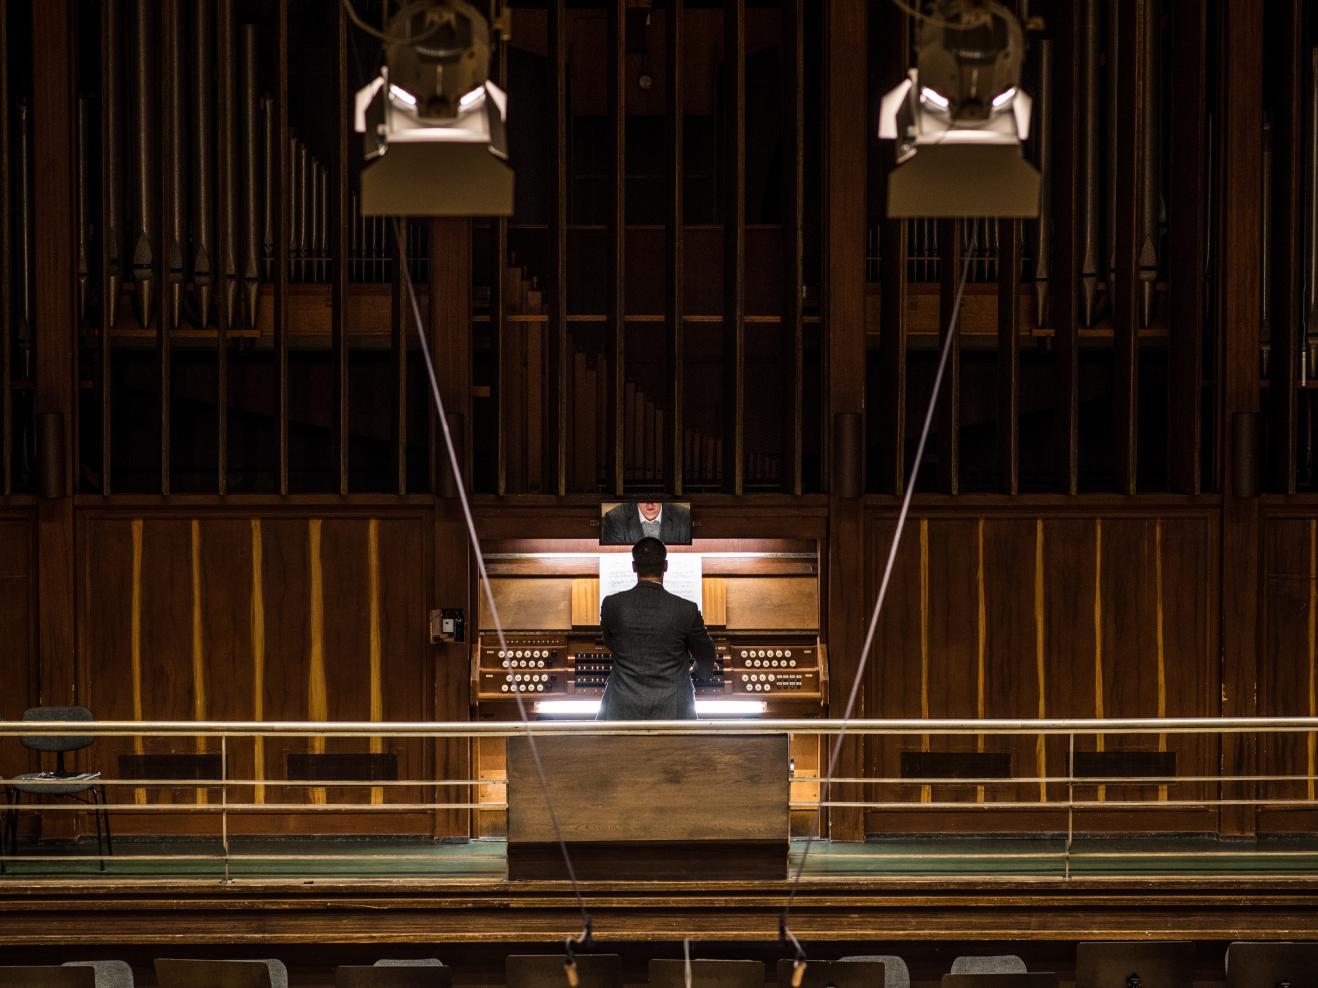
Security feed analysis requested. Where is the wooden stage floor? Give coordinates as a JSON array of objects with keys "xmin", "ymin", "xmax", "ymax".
[{"xmin": 3, "ymin": 837, "xmax": 1318, "ymax": 946}]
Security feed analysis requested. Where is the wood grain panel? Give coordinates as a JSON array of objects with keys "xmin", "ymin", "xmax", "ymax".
[
  {"xmin": 1261, "ymin": 517, "xmax": 1318, "ymax": 817},
  {"xmin": 724, "ymin": 577, "xmax": 816, "ymax": 631},
  {"xmin": 507, "ymin": 734, "xmax": 788, "ymax": 843},
  {"xmin": 0, "ymin": 519, "xmax": 35, "ymax": 779}
]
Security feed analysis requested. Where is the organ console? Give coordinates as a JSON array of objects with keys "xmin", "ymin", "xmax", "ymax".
[{"xmin": 469, "ymin": 534, "xmax": 826, "ymax": 834}]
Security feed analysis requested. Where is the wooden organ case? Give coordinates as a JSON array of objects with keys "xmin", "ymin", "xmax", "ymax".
[{"xmin": 470, "ymin": 537, "xmax": 825, "ymax": 836}]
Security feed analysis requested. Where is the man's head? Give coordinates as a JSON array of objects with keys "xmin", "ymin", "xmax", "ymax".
[
  {"xmin": 632, "ymin": 536, "xmax": 668, "ymax": 580},
  {"xmin": 637, "ymin": 501, "xmax": 662, "ymax": 522}
]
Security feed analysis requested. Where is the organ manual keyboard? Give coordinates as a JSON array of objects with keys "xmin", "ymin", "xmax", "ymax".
[{"xmin": 475, "ymin": 633, "xmax": 825, "ymax": 708}]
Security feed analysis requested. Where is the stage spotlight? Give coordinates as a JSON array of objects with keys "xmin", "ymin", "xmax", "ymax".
[
  {"xmin": 878, "ymin": 0, "xmax": 1040, "ymax": 218},
  {"xmin": 350, "ymin": 0, "xmax": 514, "ymax": 217}
]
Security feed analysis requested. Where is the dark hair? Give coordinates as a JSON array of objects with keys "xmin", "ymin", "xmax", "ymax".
[{"xmin": 632, "ymin": 537, "xmax": 667, "ymax": 577}]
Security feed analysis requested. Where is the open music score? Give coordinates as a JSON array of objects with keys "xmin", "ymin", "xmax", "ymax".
[{"xmin": 475, "ymin": 633, "xmax": 824, "ymax": 705}]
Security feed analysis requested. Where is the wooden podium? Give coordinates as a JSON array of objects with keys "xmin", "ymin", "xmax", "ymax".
[{"xmin": 506, "ymin": 734, "xmax": 789, "ymax": 881}]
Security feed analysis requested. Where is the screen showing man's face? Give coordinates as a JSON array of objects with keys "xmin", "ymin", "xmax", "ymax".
[{"xmin": 638, "ymin": 502, "xmax": 662, "ymax": 521}]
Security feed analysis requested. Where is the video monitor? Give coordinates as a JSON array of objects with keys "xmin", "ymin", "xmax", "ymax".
[{"xmin": 599, "ymin": 499, "xmax": 692, "ymax": 545}]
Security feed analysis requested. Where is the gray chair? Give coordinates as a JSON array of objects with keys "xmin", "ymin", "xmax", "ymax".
[
  {"xmin": 840, "ymin": 955, "xmax": 911, "ymax": 988},
  {"xmin": 373, "ymin": 961, "xmax": 444, "ymax": 967},
  {"xmin": 62, "ymin": 963, "xmax": 134, "ymax": 988},
  {"xmin": 337, "ymin": 967, "xmax": 449, "ymax": 988},
  {"xmin": 154, "ymin": 959, "xmax": 288, "ymax": 988},
  {"xmin": 4, "ymin": 707, "xmax": 111, "ymax": 869},
  {"xmin": 949, "ymin": 958, "xmax": 1028, "ymax": 976}
]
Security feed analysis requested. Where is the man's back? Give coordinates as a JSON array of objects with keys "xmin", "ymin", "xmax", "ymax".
[{"xmin": 598, "ymin": 581, "xmax": 717, "ymax": 720}]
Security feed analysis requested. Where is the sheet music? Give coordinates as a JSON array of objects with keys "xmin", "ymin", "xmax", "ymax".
[{"xmin": 599, "ymin": 553, "xmax": 703, "ymax": 612}]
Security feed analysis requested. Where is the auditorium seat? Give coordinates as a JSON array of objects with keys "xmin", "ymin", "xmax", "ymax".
[
  {"xmin": 373, "ymin": 960, "xmax": 445, "ymax": 967},
  {"xmin": 62, "ymin": 961, "xmax": 134, "ymax": 988},
  {"xmin": 506, "ymin": 955, "xmax": 621, "ymax": 988},
  {"xmin": 840, "ymin": 954, "xmax": 911, "ymax": 988},
  {"xmin": 0, "ymin": 968, "xmax": 95, "ymax": 988},
  {"xmin": 154, "ymin": 958, "xmax": 289, "ymax": 988},
  {"xmin": 774, "ymin": 958, "xmax": 889, "ymax": 988},
  {"xmin": 948, "ymin": 957, "xmax": 1027, "ymax": 975},
  {"xmin": 1075, "ymin": 941, "xmax": 1193, "ymax": 988},
  {"xmin": 649, "ymin": 959, "xmax": 765, "ymax": 988},
  {"xmin": 337, "ymin": 966, "xmax": 450, "ymax": 988},
  {"xmin": 1225, "ymin": 941, "xmax": 1318, "ymax": 988}
]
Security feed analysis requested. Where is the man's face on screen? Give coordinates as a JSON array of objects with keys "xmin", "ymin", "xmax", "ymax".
[{"xmin": 638, "ymin": 502, "xmax": 661, "ymax": 521}]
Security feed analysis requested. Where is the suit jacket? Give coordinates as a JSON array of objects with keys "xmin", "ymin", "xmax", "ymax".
[
  {"xmin": 597, "ymin": 580, "xmax": 717, "ymax": 720},
  {"xmin": 601, "ymin": 503, "xmax": 692, "ymax": 545}
]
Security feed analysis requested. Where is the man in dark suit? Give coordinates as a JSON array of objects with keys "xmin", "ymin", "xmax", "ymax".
[
  {"xmin": 597, "ymin": 538, "xmax": 717, "ymax": 720},
  {"xmin": 601, "ymin": 500, "xmax": 692, "ymax": 545}
]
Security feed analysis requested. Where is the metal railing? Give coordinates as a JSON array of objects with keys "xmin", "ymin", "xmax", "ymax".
[{"xmin": 1, "ymin": 717, "xmax": 1317, "ymax": 883}]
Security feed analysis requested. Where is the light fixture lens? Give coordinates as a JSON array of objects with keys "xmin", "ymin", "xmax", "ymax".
[
  {"xmin": 458, "ymin": 86, "xmax": 485, "ymax": 110},
  {"xmin": 920, "ymin": 86, "xmax": 950, "ymax": 109},
  {"xmin": 991, "ymin": 87, "xmax": 1017, "ymax": 109},
  {"xmin": 533, "ymin": 698, "xmax": 768, "ymax": 718},
  {"xmin": 389, "ymin": 84, "xmax": 418, "ymax": 107}
]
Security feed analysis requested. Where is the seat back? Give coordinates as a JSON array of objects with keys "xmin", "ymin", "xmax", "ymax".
[
  {"xmin": 775, "ymin": 959, "xmax": 888, "ymax": 988},
  {"xmin": 63, "ymin": 961, "xmax": 135, "ymax": 988},
  {"xmin": 1225, "ymin": 942, "xmax": 1318, "ymax": 988},
  {"xmin": 942, "ymin": 976, "xmax": 1057, "ymax": 988},
  {"xmin": 20, "ymin": 707, "xmax": 94, "ymax": 755},
  {"xmin": 154, "ymin": 959, "xmax": 282, "ymax": 988},
  {"xmin": 336, "ymin": 967, "xmax": 450, "ymax": 988},
  {"xmin": 0, "ymin": 969, "xmax": 97, "ymax": 988},
  {"xmin": 506, "ymin": 955, "xmax": 621, "ymax": 988},
  {"xmin": 949, "ymin": 958, "xmax": 1027, "ymax": 976},
  {"xmin": 1075, "ymin": 942, "xmax": 1194, "ymax": 988},
  {"xmin": 648, "ymin": 959, "xmax": 764, "ymax": 988},
  {"xmin": 840, "ymin": 955, "xmax": 911, "ymax": 988}
]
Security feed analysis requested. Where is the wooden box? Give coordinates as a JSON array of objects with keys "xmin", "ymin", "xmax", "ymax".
[{"xmin": 506, "ymin": 734, "xmax": 789, "ymax": 881}]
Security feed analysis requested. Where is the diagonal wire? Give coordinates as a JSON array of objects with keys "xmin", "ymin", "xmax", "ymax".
[
  {"xmin": 780, "ymin": 228, "xmax": 978, "ymax": 956},
  {"xmin": 393, "ymin": 217, "xmax": 592, "ymax": 940}
]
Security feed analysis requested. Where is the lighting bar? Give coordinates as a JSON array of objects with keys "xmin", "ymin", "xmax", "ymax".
[{"xmin": 534, "ymin": 699, "xmax": 768, "ymax": 718}]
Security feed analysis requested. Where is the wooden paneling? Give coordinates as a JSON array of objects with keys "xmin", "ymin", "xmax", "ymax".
[
  {"xmin": 79, "ymin": 512, "xmax": 431, "ymax": 835},
  {"xmin": 864, "ymin": 509, "xmax": 1217, "ymax": 833},
  {"xmin": 1260, "ymin": 514, "xmax": 1318, "ymax": 829},
  {"xmin": 0, "ymin": 518, "xmax": 36, "ymax": 779}
]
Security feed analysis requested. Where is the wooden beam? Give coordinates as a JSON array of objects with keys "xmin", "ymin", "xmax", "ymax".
[
  {"xmin": 1167, "ymin": 0, "xmax": 1208, "ymax": 495},
  {"xmin": 550, "ymin": 0, "xmax": 569, "ymax": 496},
  {"xmin": 1111, "ymin": 0, "xmax": 1149, "ymax": 495},
  {"xmin": 608, "ymin": 0, "xmax": 627, "ymax": 496},
  {"xmin": 825, "ymin": 0, "xmax": 867, "ymax": 843},
  {"xmin": 1050, "ymin": 0, "xmax": 1081, "ymax": 493},
  {"xmin": 32, "ymin": 0, "xmax": 78, "ymax": 709},
  {"xmin": 430, "ymin": 218, "xmax": 473, "ymax": 839},
  {"xmin": 723, "ymin": 0, "xmax": 746, "ymax": 495},
  {"xmin": 276, "ymin": 0, "xmax": 290, "ymax": 495},
  {"xmin": 391, "ymin": 219, "xmax": 408, "ymax": 495},
  {"xmin": 937, "ymin": 219, "xmax": 961, "ymax": 494},
  {"xmin": 332, "ymin": 3, "xmax": 350, "ymax": 495},
  {"xmin": 664, "ymin": 0, "xmax": 685, "ymax": 496},
  {"xmin": 784, "ymin": 0, "xmax": 805, "ymax": 496},
  {"xmin": 0, "ymin": 0, "xmax": 11, "ymax": 495},
  {"xmin": 1218, "ymin": 0, "xmax": 1264, "ymax": 837},
  {"xmin": 997, "ymin": 220, "xmax": 1020, "ymax": 494},
  {"xmin": 1265, "ymin": 0, "xmax": 1301, "ymax": 494}
]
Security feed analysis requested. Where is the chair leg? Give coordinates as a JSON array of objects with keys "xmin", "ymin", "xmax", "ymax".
[
  {"xmin": 100, "ymin": 786, "xmax": 113, "ymax": 859},
  {"xmin": 90, "ymin": 789, "xmax": 105, "ymax": 871}
]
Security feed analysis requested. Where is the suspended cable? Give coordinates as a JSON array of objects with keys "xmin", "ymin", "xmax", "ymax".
[
  {"xmin": 779, "ymin": 229, "xmax": 979, "ymax": 968},
  {"xmin": 393, "ymin": 218, "xmax": 592, "ymax": 943}
]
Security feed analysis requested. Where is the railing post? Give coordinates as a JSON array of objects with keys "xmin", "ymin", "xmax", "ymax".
[
  {"xmin": 221, "ymin": 734, "xmax": 229, "ymax": 884},
  {"xmin": 1065, "ymin": 732, "xmax": 1074, "ymax": 881}
]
